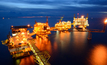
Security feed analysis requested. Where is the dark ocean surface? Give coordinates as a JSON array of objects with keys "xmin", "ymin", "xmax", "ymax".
[{"xmin": 0, "ymin": 17, "xmax": 107, "ymax": 65}]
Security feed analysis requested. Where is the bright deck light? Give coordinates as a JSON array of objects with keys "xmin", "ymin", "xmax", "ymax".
[
  {"xmin": 27, "ymin": 24, "xmax": 30, "ymax": 27},
  {"xmin": 105, "ymin": 19, "xmax": 107, "ymax": 23},
  {"xmin": 11, "ymin": 25, "xmax": 13, "ymax": 27},
  {"xmin": 81, "ymin": 15, "xmax": 84, "ymax": 18},
  {"xmin": 21, "ymin": 32, "xmax": 25, "ymax": 34}
]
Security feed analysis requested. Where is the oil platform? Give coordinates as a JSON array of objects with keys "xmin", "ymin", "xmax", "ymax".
[
  {"xmin": 33, "ymin": 21, "xmax": 51, "ymax": 38},
  {"xmin": 73, "ymin": 14, "xmax": 89, "ymax": 28},
  {"xmin": 55, "ymin": 20, "xmax": 71, "ymax": 31},
  {"xmin": 1, "ymin": 14, "xmax": 107, "ymax": 65}
]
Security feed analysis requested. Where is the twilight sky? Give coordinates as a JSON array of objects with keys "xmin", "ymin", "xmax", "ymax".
[{"xmin": 0, "ymin": 0, "xmax": 107, "ymax": 18}]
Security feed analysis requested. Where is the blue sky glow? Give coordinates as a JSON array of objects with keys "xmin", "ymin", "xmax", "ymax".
[{"xmin": 0, "ymin": 0, "xmax": 107, "ymax": 17}]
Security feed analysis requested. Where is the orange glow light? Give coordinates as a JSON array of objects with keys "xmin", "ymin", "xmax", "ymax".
[
  {"xmin": 21, "ymin": 41, "xmax": 24, "ymax": 43},
  {"xmin": 21, "ymin": 32, "xmax": 25, "ymax": 35},
  {"xmin": 35, "ymin": 38, "xmax": 52, "ymax": 54},
  {"xmin": 81, "ymin": 15, "xmax": 84, "ymax": 18},
  {"xmin": 11, "ymin": 25, "xmax": 13, "ymax": 27},
  {"xmin": 27, "ymin": 24, "xmax": 30, "ymax": 27},
  {"xmin": 88, "ymin": 45, "xmax": 107, "ymax": 65},
  {"xmin": 105, "ymin": 19, "xmax": 107, "ymax": 23}
]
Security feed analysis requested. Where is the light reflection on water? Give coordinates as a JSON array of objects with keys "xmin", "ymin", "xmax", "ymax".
[
  {"xmin": 54, "ymin": 31, "xmax": 88, "ymax": 52},
  {"xmin": 51, "ymin": 31, "xmax": 89, "ymax": 65},
  {"xmin": 15, "ymin": 56, "xmax": 35, "ymax": 65},
  {"xmin": 35, "ymin": 38, "xmax": 52, "ymax": 54},
  {"xmin": 60, "ymin": 32, "xmax": 71, "ymax": 50},
  {"xmin": 20, "ymin": 56, "xmax": 35, "ymax": 65},
  {"xmin": 54, "ymin": 31, "xmax": 71, "ymax": 50},
  {"xmin": 88, "ymin": 45, "xmax": 107, "ymax": 65},
  {"xmin": 72, "ymin": 32, "xmax": 88, "ymax": 54}
]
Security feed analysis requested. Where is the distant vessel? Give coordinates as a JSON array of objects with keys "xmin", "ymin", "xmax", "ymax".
[{"xmin": 3, "ymin": 17, "xmax": 4, "ymax": 19}]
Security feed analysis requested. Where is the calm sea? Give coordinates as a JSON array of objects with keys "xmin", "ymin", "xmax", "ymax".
[{"xmin": 0, "ymin": 17, "xmax": 107, "ymax": 65}]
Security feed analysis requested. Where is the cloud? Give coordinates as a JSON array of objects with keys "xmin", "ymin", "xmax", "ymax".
[
  {"xmin": 99, "ymin": 12, "xmax": 107, "ymax": 13},
  {"xmin": 0, "ymin": 0, "xmax": 107, "ymax": 18},
  {"xmin": 64, "ymin": 3, "xmax": 99, "ymax": 8},
  {"xmin": 0, "ymin": 1, "xmax": 57, "ymax": 9},
  {"xmin": 79, "ymin": 0, "xmax": 107, "ymax": 5},
  {"xmin": 0, "ymin": 0, "xmax": 107, "ymax": 9}
]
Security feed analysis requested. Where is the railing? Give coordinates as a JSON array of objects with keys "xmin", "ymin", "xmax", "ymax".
[{"xmin": 28, "ymin": 39, "xmax": 51, "ymax": 65}]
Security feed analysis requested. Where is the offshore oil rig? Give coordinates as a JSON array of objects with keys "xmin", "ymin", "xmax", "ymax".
[
  {"xmin": 1, "ymin": 14, "xmax": 107, "ymax": 65},
  {"xmin": 73, "ymin": 14, "xmax": 89, "ymax": 28}
]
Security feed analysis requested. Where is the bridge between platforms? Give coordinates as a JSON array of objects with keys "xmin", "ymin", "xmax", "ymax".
[{"xmin": 28, "ymin": 39, "xmax": 51, "ymax": 65}]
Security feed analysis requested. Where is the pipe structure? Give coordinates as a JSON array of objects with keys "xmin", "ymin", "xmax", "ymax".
[
  {"xmin": 103, "ymin": 19, "xmax": 107, "ymax": 32},
  {"xmin": 87, "ymin": 19, "xmax": 107, "ymax": 40}
]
